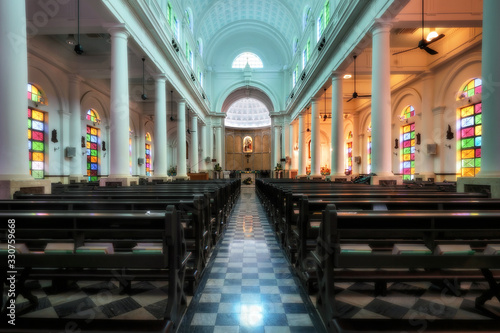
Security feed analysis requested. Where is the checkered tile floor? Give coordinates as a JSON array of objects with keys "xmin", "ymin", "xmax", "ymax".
[{"xmin": 178, "ymin": 187, "xmax": 326, "ymax": 332}]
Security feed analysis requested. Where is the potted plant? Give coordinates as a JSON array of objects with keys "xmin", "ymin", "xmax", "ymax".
[
  {"xmin": 214, "ymin": 163, "xmax": 222, "ymax": 172},
  {"xmin": 168, "ymin": 166, "xmax": 177, "ymax": 176},
  {"xmin": 243, "ymin": 177, "xmax": 253, "ymax": 185},
  {"xmin": 274, "ymin": 163, "xmax": 282, "ymax": 171}
]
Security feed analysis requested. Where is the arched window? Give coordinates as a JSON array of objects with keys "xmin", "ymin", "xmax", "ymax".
[
  {"xmin": 346, "ymin": 131, "xmax": 353, "ymax": 175},
  {"xmin": 367, "ymin": 123, "xmax": 372, "ymax": 173},
  {"xmin": 197, "ymin": 38, "xmax": 203, "ymax": 56},
  {"xmin": 27, "ymin": 83, "xmax": 47, "ymax": 179},
  {"xmin": 458, "ymin": 78, "xmax": 482, "ymax": 177},
  {"xmin": 293, "ymin": 37, "xmax": 298, "ymax": 55},
  {"xmin": 232, "ymin": 52, "xmax": 263, "ymax": 68},
  {"xmin": 86, "ymin": 125, "xmax": 99, "ymax": 181},
  {"xmin": 185, "ymin": 8, "xmax": 193, "ymax": 32},
  {"xmin": 303, "ymin": 7, "xmax": 311, "ymax": 30},
  {"xmin": 145, "ymin": 132, "xmax": 152, "ymax": 177},
  {"xmin": 86, "ymin": 109, "xmax": 100, "ymax": 124},
  {"xmin": 400, "ymin": 119, "xmax": 416, "ymax": 181},
  {"xmin": 129, "ymin": 127, "xmax": 133, "ymax": 175}
]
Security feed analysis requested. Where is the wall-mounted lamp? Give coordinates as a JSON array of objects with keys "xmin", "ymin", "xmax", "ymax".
[
  {"xmin": 416, "ymin": 133, "xmax": 421, "ymax": 145},
  {"xmin": 102, "ymin": 141, "xmax": 106, "ymax": 151},
  {"xmin": 394, "ymin": 138, "xmax": 399, "ymax": 149},
  {"xmin": 51, "ymin": 129, "xmax": 58, "ymax": 143},
  {"xmin": 446, "ymin": 125, "xmax": 454, "ymax": 140},
  {"xmin": 81, "ymin": 136, "xmax": 85, "ymax": 148}
]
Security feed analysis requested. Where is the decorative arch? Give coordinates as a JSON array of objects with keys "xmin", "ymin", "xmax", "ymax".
[
  {"xmin": 81, "ymin": 91, "xmax": 109, "ymax": 125},
  {"xmin": 232, "ymin": 52, "xmax": 264, "ymax": 68},
  {"xmin": 391, "ymin": 88, "xmax": 422, "ymax": 119},
  {"xmin": 86, "ymin": 109, "xmax": 100, "ymax": 124},
  {"xmin": 217, "ymin": 82, "xmax": 280, "ymax": 115},
  {"xmin": 303, "ymin": 6, "xmax": 312, "ymax": 30},
  {"xmin": 185, "ymin": 7, "xmax": 194, "ymax": 32}
]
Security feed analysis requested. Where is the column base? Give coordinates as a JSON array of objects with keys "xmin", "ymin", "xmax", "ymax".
[
  {"xmin": 69, "ymin": 176, "xmax": 88, "ymax": 184},
  {"xmin": 326, "ymin": 175, "xmax": 349, "ymax": 182},
  {"xmin": 370, "ymin": 175, "xmax": 404, "ymax": 185},
  {"xmin": 99, "ymin": 176, "xmax": 139, "ymax": 187},
  {"xmin": 308, "ymin": 174, "xmax": 324, "ymax": 180},
  {"xmin": 296, "ymin": 174, "xmax": 309, "ymax": 180},
  {"xmin": 147, "ymin": 176, "xmax": 172, "ymax": 183},
  {"xmin": 0, "ymin": 179, "xmax": 51, "ymax": 199},
  {"xmin": 174, "ymin": 175, "xmax": 190, "ymax": 181},
  {"xmin": 457, "ymin": 177, "xmax": 500, "ymax": 198}
]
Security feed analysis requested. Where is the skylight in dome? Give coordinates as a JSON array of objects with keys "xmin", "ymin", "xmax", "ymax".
[{"xmin": 232, "ymin": 52, "xmax": 263, "ymax": 68}]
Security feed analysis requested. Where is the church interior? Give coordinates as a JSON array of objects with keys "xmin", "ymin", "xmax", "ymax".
[{"xmin": 1, "ymin": 0, "xmax": 499, "ymax": 332}]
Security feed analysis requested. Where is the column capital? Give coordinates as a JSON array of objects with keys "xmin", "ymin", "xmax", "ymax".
[
  {"xmin": 310, "ymin": 98, "xmax": 320, "ymax": 104},
  {"xmin": 107, "ymin": 24, "xmax": 130, "ymax": 38},
  {"xmin": 371, "ymin": 20, "xmax": 393, "ymax": 35},
  {"xmin": 58, "ymin": 110, "xmax": 71, "ymax": 117},
  {"xmin": 432, "ymin": 106, "xmax": 447, "ymax": 115},
  {"xmin": 178, "ymin": 98, "xmax": 186, "ymax": 104},
  {"xmin": 331, "ymin": 71, "xmax": 344, "ymax": 80},
  {"xmin": 153, "ymin": 73, "xmax": 168, "ymax": 82}
]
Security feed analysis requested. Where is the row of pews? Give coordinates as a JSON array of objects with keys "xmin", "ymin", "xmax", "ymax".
[
  {"xmin": 0, "ymin": 179, "xmax": 240, "ymax": 333},
  {"xmin": 257, "ymin": 178, "xmax": 500, "ymax": 333}
]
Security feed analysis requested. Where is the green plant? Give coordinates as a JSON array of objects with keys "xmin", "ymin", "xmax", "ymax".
[
  {"xmin": 214, "ymin": 163, "xmax": 222, "ymax": 171},
  {"xmin": 168, "ymin": 165, "xmax": 177, "ymax": 176},
  {"xmin": 274, "ymin": 163, "xmax": 282, "ymax": 171},
  {"xmin": 243, "ymin": 177, "xmax": 252, "ymax": 185}
]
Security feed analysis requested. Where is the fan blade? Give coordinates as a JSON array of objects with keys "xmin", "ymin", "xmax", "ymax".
[
  {"xmin": 358, "ymin": 94, "xmax": 371, "ymax": 98},
  {"xmin": 347, "ymin": 97, "xmax": 354, "ymax": 102},
  {"xmin": 423, "ymin": 46, "xmax": 438, "ymax": 55},
  {"xmin": 427, "ymin": 34, "xmax": 445, "ymax": 45},
  {"xmin": 393, "ymin": 46, "xmax": 419, "ymax": 55}
]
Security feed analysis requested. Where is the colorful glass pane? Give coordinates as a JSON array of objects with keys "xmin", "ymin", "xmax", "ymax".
[
  {"xmin": 86, "ymin": 125, "xmax": 99, "ymax": 181},
  {"xmin": 462, "ymin": 78, "xmax": 482, "ymax": 99},
  {"xmin": 400, "ymin": 122, "xmax": 415, "ymax": 180},
  {"xmin": 28, "ymin": 108, "xmax": 45, "ymax": 179},
  {"xmin": 367, "ymin": 136, "xmax": 371, "ymax": 173},
  {"xmin": 86, "ymin": 109, "xmax": 100, "ymax": 124},
  {"xmin": 346, "ymin": 142, "xmax": 352, "ymax": 174},
  {"xmin": 146, "ymin": 132, "xmax": 152, "ymax": 142},
  {"xmin": 401, "ymin": 106, "xmax": 415, "ymax": 120},
  {"xmin": 461, "ymin": 117, "xmax": 474, "ymax": 128},
  {"xmin": 146, "ymin": 143, "xmax": 152, "ymax": 176},
  {"xmin": 459, "ymin": 100, "xmax": 482, "ymax": 177},
  {"xmin": 27, "ymin": 84, "xmax": 44, "ymax": 104}
]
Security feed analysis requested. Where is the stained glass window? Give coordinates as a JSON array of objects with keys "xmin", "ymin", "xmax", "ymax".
[
  {"xmin": 145, "ymin": 132, "xmax": 152, "ymax": 142},
  {"xmin": 324, "ymin": 0, "xmax": 330, "ymax": 26},
  {"xmin": 346, "ymin": 142, "xmax": 352, "ymax": 175},
  {"xmin": 86, "ymin": 125, "xmax": 99, "ymax": 181},
  {"xmin": 400, "ymin": 123, "xmax": 416, "ymax": 180},
  {"xmin": 27, "ymin": 83, "xmax": 45, "ymax": 104},
  {"xmin": 129, "ymin": 137, "xmax": 133, "ymax": 175},
  {"xmin": 460, "ymin": 78, "xmax": 482, "ymax": 99},
  {"xmin": 317, "ymin": 12, "xmax": 323, "ymax": 42},
  {"xmin": 347, "ymin": 131, "xmax": 353, "ymax": 140},
  {"xmin": 28, "ymin": 108, "xmax": 45, "ymax": 179},
  {"xmin": 400, "ymin": 105, "xmax": 415, "ymax": 120},
  {"xmin": 86, "ymin": 109, "xmax": 100, "ymax": 124},
  {"xmin": 459, "ymin": 102, "xmax": 482, "ymax": 177},
  {"xmin": 146, "ymin": 143, "xmax": 152, "ymax": 176},
  {"xmin": 367, "ymin": 136, "xmax": 372, "ymax": 174}
]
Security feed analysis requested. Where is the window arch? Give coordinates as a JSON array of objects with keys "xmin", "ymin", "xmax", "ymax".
[
  {"xmin": 197, "ymin": 38, "xmax": 203, "ymax": 56},
  {"xmin": 293, "ymin": 37, "xmax": 299, "ymax": 55},
  {"xmin": 185, "ymin": 8, "xmax": 193, "ymax": 32},
  {"xmin": 400, "ymin": 105, "xmax": 415, "ymax": 121},
  {"xmin": 232, "ymin": 52, "xmax": 263, "ymax": 68},
  {"xmin": 145, "ymin": 132, "xmax": 152, "ymax": 141},
  {"xmin": 27, "ymin": 83, "xmax": 47, "ymax": 104},
  {"xmin": 346, "ymin": 131, "xmax": 353, "ymax": 175},
  {"xmin": 457, "ymin": 78, "xmax": 482, "ymax": 177},
  {"xmin": 86, "ymin": 109, "xmax": 101, "ymax": 125}
]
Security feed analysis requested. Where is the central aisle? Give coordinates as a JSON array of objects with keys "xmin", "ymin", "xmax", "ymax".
[{"xmin": 179, "ymin": 187, "xmax": 325, "ymax": 332}]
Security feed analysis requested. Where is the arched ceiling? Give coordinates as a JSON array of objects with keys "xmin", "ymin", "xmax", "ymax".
[
  {"xmin": 191, "ymin": 0, "xmax": 304, "ymax": 47},
  {"xmin": 225, "ymin": 98, "xmax": 272, "ymax": 128}
]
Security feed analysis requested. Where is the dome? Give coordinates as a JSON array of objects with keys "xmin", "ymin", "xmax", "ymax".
[{"xmin": 225, "ymin": 98, "xmax": 271, "ymax": 128}]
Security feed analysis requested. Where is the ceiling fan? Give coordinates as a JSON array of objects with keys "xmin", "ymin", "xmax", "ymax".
[
  {"xmin": 321, "ymin": 88, "xmax": 331, "ymax": 121},
  {"xmin": 301, "ymin": 107, "xmax": 311, "ymax": 133},
  {"xmin": 392, "ymin": 0, "xmax": 445, "ymax": 56},
  {"xmin": 347, "ymin": 55, "xmax": 371, "ymax": 102}
]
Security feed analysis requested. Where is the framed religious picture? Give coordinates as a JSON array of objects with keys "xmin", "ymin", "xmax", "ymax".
[{"xmin": 243, "ymin": 136, "xmax": 253, "ymax": 153}]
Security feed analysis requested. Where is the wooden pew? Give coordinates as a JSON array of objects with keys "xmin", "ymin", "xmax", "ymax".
[
  {"xmin": 0, "ymin": 206, "xmax": 188, "ymax": 332},
  {"xmin": 313, "ymin": 205, "xmax": 500, "ymax": 332}
]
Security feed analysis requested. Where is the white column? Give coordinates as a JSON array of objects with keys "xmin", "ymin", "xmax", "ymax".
[
  {"xmin": 69, "ymin": 75, "xmax": 83, "ymax": 177},
  {"xmin": 108, "ymin": 26, "xmax": 130, "ymax": 177},
  {"xmin": 298, "ymin": 114, "xmax": 306, "ymax": 175},
  {"xmin": 330, "ymin": 72, "xmax": 345, "ymax": 177},
  {"xmin": 137, "ymin": 122, "xmax": 145, "ymax": 176},
  {"xmin": 310, "ymin": 99, "xmax": 321, "ymax": 176},
  {"xmin": 215, "ymin": 126, "xmax": 223, "ymax": 169},
  {"xmin": 153, "ymin": 75, "xmax": 167, "ymax": 177},
  {"xmin": 190, "ymin": 115, "xmax": 199, "ymax": 173},
  {"xmin": 59, "ymin": 110, "xmax": 71, "ymax": 177},
  {"xmin": 0, "ymin": 0, "xmax": 30, "ymax": 180},
  {"xmin": 274, "ymin": 125, "xmax": 281, "ymax": 168},
  {"xmin": 352, "ymin": 113, "xmax": 360, "ymax": 175},
  {"xmin": 419, "ymin": 72, "xmax": 435, "ymax": 179},
  {"xmin": 479, "ymin": 0, "xmax": 500, "ymax": 177},
  {"xmin": 200, "ymin": 123, "xmax": 208, "ymax": 171},
  {"xmin": 177, "ymin": 99, "xmax": 187, "ymax": 177},
  {"xmin": 370, "ymin": 21, "xmax": 393, "ymax": 176},
  {"xmin": 291, "ymin": 120, "xmax": 299, "ymax": 170}
]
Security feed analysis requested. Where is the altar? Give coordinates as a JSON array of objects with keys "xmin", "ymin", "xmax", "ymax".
[{"xmin": 237, "ymin": 170, "xmax": 259, "ymax": 186}]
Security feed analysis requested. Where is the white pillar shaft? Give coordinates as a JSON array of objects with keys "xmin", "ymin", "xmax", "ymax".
[
  {"xmin": 201, "ymin": 124, "xmax": 208, "ymax": 171},
  {"xmin": 274, "ymin": 126, "xmax": 281, "ymax": 167},
  {"xmin": 420, "ymin": 74, "xmax": 435, "ymax": 176},
  {"xmin": 177, "ymin": 101, "xmax": 187, "ymax": 177},
  {"xmin": 109, "ymin": 27, "xmax": 130, "ymax": 177},
  {"xmin": 0, "ymin": 0, "xmax": 30, "ymax": 179},
  {"xmin": 331, "ymin": 75, "xmax": 345, "ymax": 176},
  {"xmin": 292, "ymin": 121, "xmax": 298, "ymax": 170},
  {"xmin": 154, "ymin": 77, "xmax": 167, "ymax": 177},
  {"xmin": 284, "ymin": 122, "xmax": 291, "ymax": 161},
  {"xmin": 215, "ymin": 127, "xmax": 223, "ymax": 168},
  {"xmin": 352, "ymin": 114, "xmax": 360, "ymax": 175},
  {"xmin": 310, "ymin": 100, "xmax": 321, "ymax": 175},
  {"xmin": 190, "ymin": 116, "xmax": 199, "ymax": 173},
  {"xmin": 298, "ymin": 115, "xmax": 306, "ymax": 175},
  {"xmin": 371, "ymin": 23, "xmax": 393, "ymax": 176},
  {"xmin": 69, "ymin": 76, "xmax": 83, "ymax": 176},
  {"xmin": 479, "ymin": 0, "xmax": 500, "ymax": 177}
]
